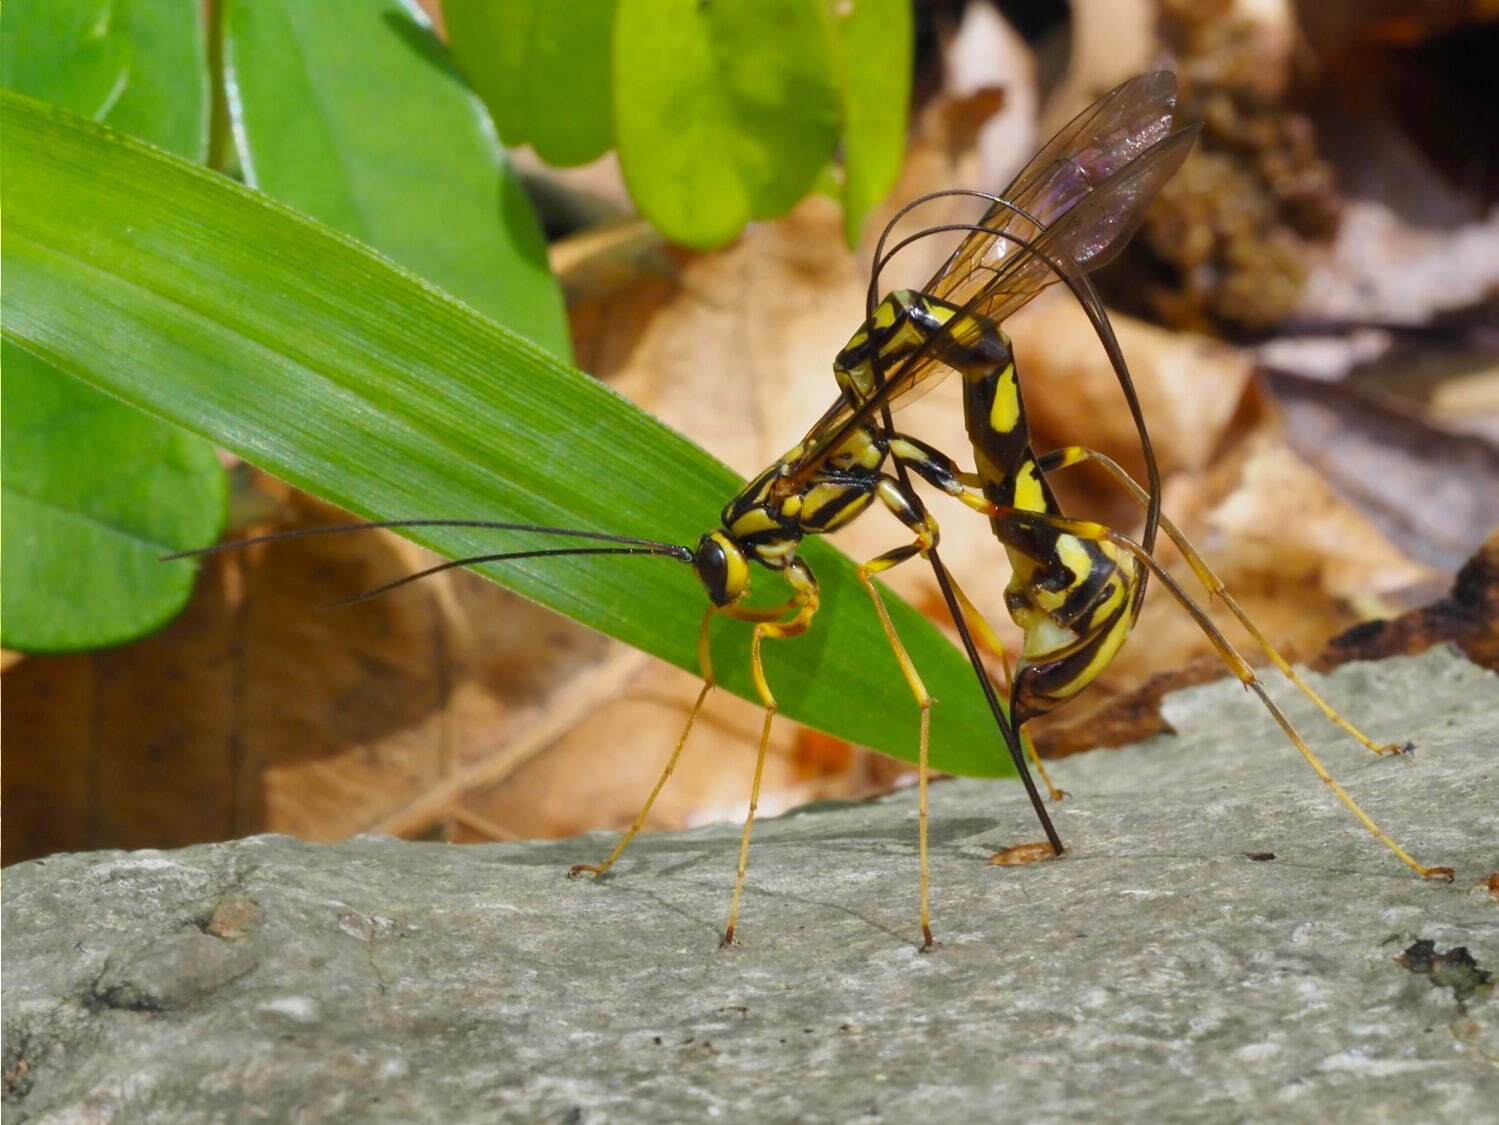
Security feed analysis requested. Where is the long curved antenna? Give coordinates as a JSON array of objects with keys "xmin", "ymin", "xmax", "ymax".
[
  {"xmin": 322, "ymin": 545, "xmax": 692, "ymax": 609},
  {"xmin": 161, "ymin": 518, "xmax": 693, "ymax": 563},
  {"xmin": 865, "ymin": 188, "xmax": 1049, "ymax": 322}
]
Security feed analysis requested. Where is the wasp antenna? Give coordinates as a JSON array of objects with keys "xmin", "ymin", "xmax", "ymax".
[
  {"xmin": 159, "ymin": 518, "xmax": 692, "ymax": 563},
  {"xmin": 866, "ymin": 188, "xmax": 1044, "ymax": 320},
  {"xmin": 319, "ymin": 545, "xmax": 692, "ymax": 611}
]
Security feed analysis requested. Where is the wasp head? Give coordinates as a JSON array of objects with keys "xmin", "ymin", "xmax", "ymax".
[{"xmin": 692, "ymin": 530, "xmax": 749, "ymax": 606}]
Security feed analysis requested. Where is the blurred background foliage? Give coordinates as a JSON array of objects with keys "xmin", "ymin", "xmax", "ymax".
[{"xmin": 4, "ymin": 0, "xmax": 1497, "ymax": 865}]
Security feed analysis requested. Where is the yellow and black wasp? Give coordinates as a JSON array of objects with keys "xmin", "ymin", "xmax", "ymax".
[{"xmin": 172, "ymin": 72, "xmax": 1452, "ymax": 950}]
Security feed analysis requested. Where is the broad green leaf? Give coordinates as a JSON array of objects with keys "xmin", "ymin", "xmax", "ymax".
[
  {"xmin": 2, "ymin": 93, "xmax": 1021, "ymax": 779},
  {"xmin": 614, "ymin": 0, "xmax": 842, "ymax": 248},
  {"xmin": 1, "ymin": 0, "xmax": 128, "ymax": 127},
  {"xmin": 445, "ymin": 0, "xmax": 614, "ymax": 168},
  {"xmin": 1, "ymin": 343, "xmax": 226, "ymax": 652},
  {"xmin": 0, "ymin": 0, "xmax": 208, "ymax": 160},
  {"xmin": 832, "ymin": 0, "xmax": 912, "ymax": 246},
  {"xmin": 223, "ymin": 0, "xmax": 569, "ymax": 359},
  {"xmin": 1, "ymin": 0, "xmax": 220, "ymax": 652}
]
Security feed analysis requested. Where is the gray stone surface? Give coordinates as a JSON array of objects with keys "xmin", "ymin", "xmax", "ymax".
[{"xmin": 4, "ymin": 648, "xmax": 1497, "ymax": 1123}]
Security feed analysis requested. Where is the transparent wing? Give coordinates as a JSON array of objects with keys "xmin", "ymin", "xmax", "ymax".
[
  {"xmin": 953, "ymin": 123, "xmax": 1199, "ymax": 328},
  {"xmin": 858, "ymin": 126, "xmax": 1198, "ymax": 425},
  {"xmin": 929, "ymin": 70, "xmax": 1181, "ymax": 311},
  {"xmin": 821, "ymin": 73, "xmax": 1185, "ymax": 433},
  {"xmin": 787, "ymin": 80, "xmax": 1197, "ymax": 472}
]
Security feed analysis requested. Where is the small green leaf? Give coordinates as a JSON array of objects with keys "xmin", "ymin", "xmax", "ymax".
[
  {"xmin": 832, "ymin": 0, "xmax": 912, "ymax": 246},
  {"xmin": 223, "ymin": 0, "xmax": 570, "ymax": 359},
  {"xmin": 0, "ymin": 0, "xmax": 129, "ymax": 125},
  {"xmin": 0, "ymin": 0, "xmax": 208, "ymax": 160},
  {"xmin": 2, "ymin": 92, "xmax": 1020, "ymax": 779},
  {"xmin": 1, "ymin": 0, "xmax": 220, "ymax": 652},
  {"xmin": 614, "ymin": 0, "xmax": 842, "ymax": 248},
  {"xmin": 1, "ymin": 343, "xmax": 226, "ymax": 651},
  {"xmin": 445, "ymin": 0, "xmax": 615, "ymax": 168}
]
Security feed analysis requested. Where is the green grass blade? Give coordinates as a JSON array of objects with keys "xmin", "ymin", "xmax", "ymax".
[{"xmin": 1, "ymin": 91, "xmax": 1019, "ymax": 779}]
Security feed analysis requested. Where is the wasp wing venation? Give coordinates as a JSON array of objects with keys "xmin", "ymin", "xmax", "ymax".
[
  {"xmin": 790, "ymin": 125, "xmax": 1199, "ymax": 469},
  {"xmin": 834, "ymin": 75, "xmax": 1187, "ymax": 427},
  {"xmin": 928, "ymin": 71, "xmax": 1180, "ymax": 313},
  {"xmin": 779, "ymin": 79, "xmax": 1196, "ymax": 486},
  {"xmin": 969, "ymin": 124, "xmax": 1200, "ymax": 329}
]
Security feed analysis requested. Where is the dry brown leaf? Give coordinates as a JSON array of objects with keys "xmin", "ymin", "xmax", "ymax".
[
  {"xmin": 1012, "ymin": 293, "xmax": 1255, "ymax": 478},
  {"xmin": 1206, "ymin": 430, "xmax": 1441, "ymax": 598},
  {"xmin": 1427, "ymin": 358, "xmax": 1499, "ymax": 443},
  {"xmin": 945, "ymin": 0, "xmax": 1039, "ymax": 192},
  {"xmin": 457, "ymin": 666, "xmax": 799, "ymax": 842},
  {"xmin": 1298, "ymin": 202, "xmax": 1499, "ymax": 325},
  {"xmin": 1315, "ymin": 527, "xmax": 1499, "ymax": 673},
  {"xmin": 1045, "ymin": 0, "xmax": 1159, "ymax": 129},
  {"xmin": 548, "ymin": 219, "xmax": 678, "ymax": 307},
  {"xmin": 1263, "ymin": 368, "xmax": 1499, "ymax": 571},
  {"xmin": 1, "ymin": 474, "xmax": 628, "ymax": 861}
]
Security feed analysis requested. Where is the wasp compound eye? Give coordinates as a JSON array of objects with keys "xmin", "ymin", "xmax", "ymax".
[
  {"xmin": 693, "ymin": 533, "xmax": 730, "ymax": 605},
  {"xmin": 693, "ymin": 532, "xmax": 747, "ymax": 606}
]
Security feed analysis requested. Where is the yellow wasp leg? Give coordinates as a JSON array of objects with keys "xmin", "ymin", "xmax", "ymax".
[
  {"xmin": 1037, "ymin": 446, "xmax": 1407, "ymax": 757},
  {"xmin": 886, "ymin": 438, "xmax": 1063, "ymax": 801},
  {"xmin": 717, "ymin": 558, "xmax": 821, "ymax": 947},
  {"xmin": 854, "ymin": 477, "xmax": 942, "ymax": 949},
  {"xmin": 992, "ymin": 503, "xmax": 1454, "ymax": 883},
  {"xmin": 568, "ymin": 608, "xmax": 722, "ymax": 880},
  {"xmin": 567, "ymin": 571, "xmax": 822, "ymax": 884},
  {"xmin": 944, "ymin": 575, "xmax": 1015, "ymax": 686}
]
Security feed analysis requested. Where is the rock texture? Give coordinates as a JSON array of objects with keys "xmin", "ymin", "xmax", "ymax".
[{"xmin": 5, "ymin": 648, "xmax": 1497, "ymax": 1123}]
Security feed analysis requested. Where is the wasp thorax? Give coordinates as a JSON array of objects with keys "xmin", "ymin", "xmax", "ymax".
[{"xmin": 692, "ymin": 530, "xmax": 750, "ymax": 606}]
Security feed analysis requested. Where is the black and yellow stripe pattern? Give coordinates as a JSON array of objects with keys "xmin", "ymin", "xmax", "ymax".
[{"xmin": 834, "ymin": 288, "xmax": 1147, "ymax": 724}]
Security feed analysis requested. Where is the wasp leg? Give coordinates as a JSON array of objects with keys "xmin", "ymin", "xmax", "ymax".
[
  {"xmin": 716, "ymin": 558, "xmax": 821, "ymax": 947},
  {"xmin": 568, "ymin": 585, "xmax": 814, "ymax": 886},
  {"xmin": 888, "ymin": 434, "xmax": 1066, "ymax": 800},
  {"xmin": 991, "ymin": 503, "xmax": 1453, "ymax": 882},
  {"xmin": 1037, "ymin": 445, "xmax": 1408, "ymax": 758},
  {"xmin": 568, "ymin": 608, "xmax": 722, "ymax": 880},
  {"xmin": 853, "ymin": 477, "xmax": 943, "ymax": 949}
]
